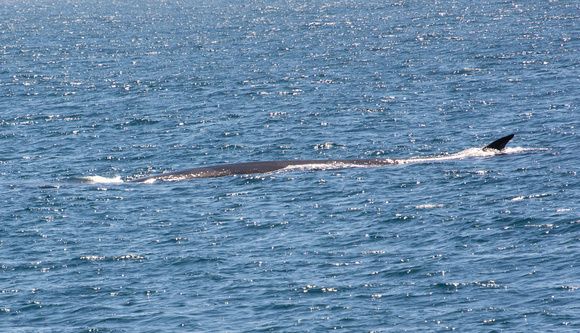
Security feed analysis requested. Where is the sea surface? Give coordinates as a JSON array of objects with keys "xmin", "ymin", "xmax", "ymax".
[{"xmin": 1, "ymin": 0, "xmax": 579, "ymax": 331}]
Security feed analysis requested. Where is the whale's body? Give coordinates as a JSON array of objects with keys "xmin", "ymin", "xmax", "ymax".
[
  {"xmin": 130, "ymin": 158, "xmax": 400, "ymax": 182},
  {"xmin": 129, "ymin": 134, "xmax": 515, "ymax": 183}
]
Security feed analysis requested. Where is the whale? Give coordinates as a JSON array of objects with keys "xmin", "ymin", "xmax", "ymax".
[{"xmin": 128, "ymin": 134, "xmax": 515, "ymax": 183}]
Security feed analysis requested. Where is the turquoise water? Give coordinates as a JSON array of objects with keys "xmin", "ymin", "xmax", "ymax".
[{"xmin": 1, "ymin": 0, "xmax": 579, "ymax": 331}]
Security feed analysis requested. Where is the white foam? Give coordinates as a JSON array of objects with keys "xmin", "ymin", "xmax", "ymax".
[
  {"xmin": 77, "ymin": 175, "xmax": 124, "ymax": 184},
  {"xmin": 502, "ymin": 147, "xmax": 547, "ymax": 154},
  {"xmin": 393, "ymin": 147, "xmax": 498, "ymax": 165}
]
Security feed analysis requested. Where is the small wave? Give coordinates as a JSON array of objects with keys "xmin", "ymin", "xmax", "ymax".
[
  {"xmin": 511, "ymin": 193, "xmax": 553, "ymax": 201},
  {"xmin": 415, "ymin": 204, "xmax": 445, "ymax": 209},
  {"xmin": 76, "ymin": 175, "xmax": 124, "ymax": 184},
  {"xmin": 79, "ymin": 254, "xmax": 144, "ymax": 261}
]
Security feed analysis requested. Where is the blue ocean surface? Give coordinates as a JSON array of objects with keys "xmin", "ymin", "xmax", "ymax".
[{"xmin": 1, "ymin": 0, "xmax": 579, "ymax": 331}]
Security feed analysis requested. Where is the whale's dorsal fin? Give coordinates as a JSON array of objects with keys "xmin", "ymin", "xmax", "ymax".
[{"xmin": 483, "ymin": 134, "xmax": 515, "ymax": 151}]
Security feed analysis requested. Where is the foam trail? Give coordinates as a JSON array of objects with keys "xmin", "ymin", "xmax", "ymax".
[
  {"xmin": 276, "ymin": 146, "xmax": 536, "ymax": 174},
  {"xmin": 279, "ymin": 148, "xmax": 500, "ymax": 173}
]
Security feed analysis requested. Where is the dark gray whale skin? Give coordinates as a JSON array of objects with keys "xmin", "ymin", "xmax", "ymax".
[
  {"xmin": 129, "ymin": 158, "xmax": 399, "ymax": 182},
  {"xmin": 129, "ymin": 134, "xmax": 514, "ymax": 183}
]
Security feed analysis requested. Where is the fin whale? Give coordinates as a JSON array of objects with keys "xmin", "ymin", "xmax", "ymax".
[{"xmin": 129, "ymin": 134, "xmax": 515, "ymax": 183}]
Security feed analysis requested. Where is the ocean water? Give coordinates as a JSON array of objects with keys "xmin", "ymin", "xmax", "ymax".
[{"xmin": 1, "ymin": 0, "xmax": 579, "ymax": 331}]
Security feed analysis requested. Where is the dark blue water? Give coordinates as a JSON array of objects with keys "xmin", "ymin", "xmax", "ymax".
[{"xmin": 1, "ymin": 0, "xmax": 579, "ymax": 331}]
